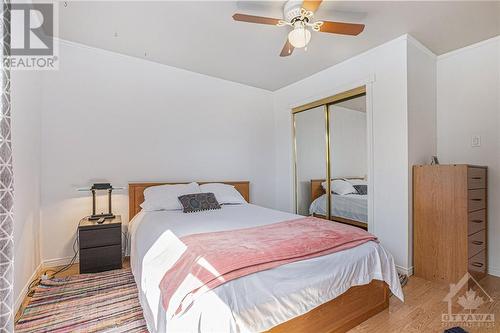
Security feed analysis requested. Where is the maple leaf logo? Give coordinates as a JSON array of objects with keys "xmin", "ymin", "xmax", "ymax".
[{"xmin": 457, "ymin": 289, "xmax": 485, "ymax": 313}]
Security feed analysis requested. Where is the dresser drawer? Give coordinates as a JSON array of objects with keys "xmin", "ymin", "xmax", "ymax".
[
  {"xmin": 468, "ymin": 229, "xmax": 486, "ymax": 259},
  {"xmin": 468, "ymin": 167, "xmax": 486, "ymax": 189},
  {"xmin": 468, "ymin": 189, "xmax": 486, "ymax": 212},
  {"xmin": 80, "ymin": 244, "xmax": 122, "ymax": 273},
  {"xmin": 468, "ymin": 250, "xmax": 486, "ymax": 278},
  {"xmin": 468, "ymin": 210, "xmax": 486, "ymax": 235},
  {"xmin": 79, "ymin": 226, "xmax": 121, "ymax": 249}
]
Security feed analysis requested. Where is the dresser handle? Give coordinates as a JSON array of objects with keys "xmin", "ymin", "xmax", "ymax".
[
  {"xmin": 471, "ymin": 177, "xmax": 482, "ymax": 180},
  {"xmin": 471, "ymin": 241, "xmax": 484, "ymax": 245},
  {"xmin": 471, "ymin": 262, "xmax": 484, "ymax": 268},
  {"xmin": 471, "ymin": 198, "xmax": 482, "ymax": 201},
  {"xmin": 471, "ymin": 219, "xmax": 483, "ymax": 223}
]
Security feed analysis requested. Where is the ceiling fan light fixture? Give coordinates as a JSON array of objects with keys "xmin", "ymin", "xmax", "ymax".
[
  {"xmin": 288, "ymin": 25, "xmax": 311, "ymax": 48},
  {"xmin": 232, "ymin": 0, "xmax": 366, "ymax": 57}
]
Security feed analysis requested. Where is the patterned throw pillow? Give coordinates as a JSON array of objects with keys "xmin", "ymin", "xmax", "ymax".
[
  {"xmin": 353, "ymin": 185, "xmax": 368, "ymax": 195},
  {"xmin": 178, "ymin": 193, "xmax": 221, "ymax": 213}
]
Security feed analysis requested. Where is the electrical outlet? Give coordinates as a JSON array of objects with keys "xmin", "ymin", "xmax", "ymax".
[{"xmin": 471, "ymin": 136, "xmax": 481, "ymax": 147}]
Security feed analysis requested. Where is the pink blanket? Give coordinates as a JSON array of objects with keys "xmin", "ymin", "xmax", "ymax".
[{"xmin": 159, "ymin": 217, "xmax": 377, "ymax": 317}]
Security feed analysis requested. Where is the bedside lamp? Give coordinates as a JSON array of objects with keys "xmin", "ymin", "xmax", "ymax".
[{"xmin": 78, "ymin": 183, "xmax": 123, "ymax": 221}]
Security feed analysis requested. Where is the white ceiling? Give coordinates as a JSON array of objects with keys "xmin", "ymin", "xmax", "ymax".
[{"xmin": 57, "ymin": 1, "xmax": 500, "ymax": 91}]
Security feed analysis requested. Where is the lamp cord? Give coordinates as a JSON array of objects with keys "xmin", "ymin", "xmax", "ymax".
[
  {"xmin": 24, "ymin": 216, "xmax": 87, "ymax": 300},
  {"xmin": 24, "ymin": 216, "xmax": 128, "ymax": 300}
]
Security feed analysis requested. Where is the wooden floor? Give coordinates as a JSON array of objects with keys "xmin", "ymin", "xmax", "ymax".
[
  {"xmin": 349, "ymin": 275, "xmax": 500, "ymax": 333},
  {"xmin": 51, "ymin": 259, "xmax": 131, "ymax": 278},
  {"xmin": 17, "ymin": 262, "xmax": 500, "ymax": 333}
]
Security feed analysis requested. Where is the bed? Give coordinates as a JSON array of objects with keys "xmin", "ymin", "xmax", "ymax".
[
  {"xmin": 128, "ymin": 181, "xmax": 403, "ymax": 333},
  {"xmin": 310, "ymin": 179, "xmax": 368, "ymax": 229}
]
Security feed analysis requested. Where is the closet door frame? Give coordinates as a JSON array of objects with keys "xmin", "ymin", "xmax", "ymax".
[{"xmin": 292, "ymin": 85, "xmax": 371, "ymax": 227}]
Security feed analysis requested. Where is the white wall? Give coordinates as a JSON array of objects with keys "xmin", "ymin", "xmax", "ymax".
[
  {"xmin": 407, "ymin": 37, "xmax": 437, "ymax": 272},
  {"xmin": 39, "ymin": 41, "xmax": 274, "ymax": 262},
  {"xmin": 330, "ymin": 106, "xmax": 367, "ymax": 179},
  {"xmin": 273, "ymin": 36, "xmax": 412, "ymax": 271},
  {"xmin": 437, "ymin": 36, "xmax": 500, "ymax": 277},
  {"xmin": 11, "ymin": 70, "xmax": 42, "ymax": 309}
]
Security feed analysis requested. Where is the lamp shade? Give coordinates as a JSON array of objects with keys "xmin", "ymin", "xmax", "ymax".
[{"xmin": 288, "ymin": 27, "xmax": 311, "ymax": 48}]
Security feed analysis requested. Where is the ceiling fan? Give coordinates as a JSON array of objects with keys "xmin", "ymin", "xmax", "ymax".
[{"xmin": 232, "ymin": 0, "xmax": 365, "ymax": 57}]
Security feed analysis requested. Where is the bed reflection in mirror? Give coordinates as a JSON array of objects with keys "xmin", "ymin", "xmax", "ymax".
[
  {"xmin": 293, "ymin": 87, "xmax": 369, "ymax": 230},
  {"xmin": 328, "ymin": 94, "xmax": 368, "ymax": 229},
  {"xmin": 294, "ymin": 106, "xmax": 326, "ymax": 216}
]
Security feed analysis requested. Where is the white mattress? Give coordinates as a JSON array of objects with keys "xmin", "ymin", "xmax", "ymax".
[
  {"xmin": 310, "ymin": 193, "xmax": 368, "ymax": 222},
  {"xmin": 129, "ymin": 204, "xmax": 403, "ymax": 333}
]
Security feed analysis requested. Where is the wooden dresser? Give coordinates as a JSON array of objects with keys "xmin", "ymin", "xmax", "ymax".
[{"xmin": 413, "ymin": 164, "xmax": 487, "ymax": 284}]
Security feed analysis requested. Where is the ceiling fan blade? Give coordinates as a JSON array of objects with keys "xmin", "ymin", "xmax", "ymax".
[
  {"xmin": 232, "ymin": 13, "xmax": 281, "ymax": 26},
  {"xmin": 319, "ymin": 21, "xmax": 365, "ymax": 35},
  {"xmin": 302, "ymin": 0, "xmax": 322, "ymax": 13},
  {"xmin": 280, "ymin": 40, "xmax": 294, "ymax": 57}
]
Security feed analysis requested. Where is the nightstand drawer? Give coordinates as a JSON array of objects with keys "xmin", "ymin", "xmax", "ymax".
[
  {"xmin": 80, "ymin": 244, "xmax": 122, "ymax": 273},
  {"xmin": 79, "ymin": 226, "xmax": 121, "ymax": 249}
]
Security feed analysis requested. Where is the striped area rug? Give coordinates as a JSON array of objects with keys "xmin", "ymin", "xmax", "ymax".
[{"xmin": 15, "ymin": 268, "xmax": 148, "ymax": 333}]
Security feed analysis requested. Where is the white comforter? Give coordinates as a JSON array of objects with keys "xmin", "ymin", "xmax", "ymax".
[
  {"xmin": 129, "ymin": 204, "xmax": 403, "ymax": 333},
  {"xmin": 310, "ymin": 193, "xmax": 368, "ymax": 222}
]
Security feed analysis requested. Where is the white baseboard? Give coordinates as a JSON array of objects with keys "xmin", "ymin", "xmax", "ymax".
[
  {"xmin": 42, "ymin": 255, "xmax": 79, "ymax": 268},
  {"xmin": 396, "ymin": 266, "xmax": 498, "ymax": 278},
  {"xmin": 396, "ymin": 265, "xmax": 414, "ymax": 276},
  {"xmin": 42, "ymin": 254, "xmax": 129, "ymax": 268},
  {"xmin": 15, "ymin": 262, "xmax": 43, "ymax": 315},
  {"xmin": 488, "ymin": 266, "xmax": 500, "ymax": 277}
]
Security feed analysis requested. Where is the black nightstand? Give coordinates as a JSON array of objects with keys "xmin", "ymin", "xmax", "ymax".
[{"xmin": 78, "ymin": 215, "xmax": 123, "ymax": 273}]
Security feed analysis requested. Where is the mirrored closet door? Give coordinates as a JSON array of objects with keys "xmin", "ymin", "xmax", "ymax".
[
  {"xmin": 293, "ymin": 87, "xmax": 369, "ymax": 230},
  {"xmin": 328, "ymin": 94, "xmax": 368, "ymax": 229},
  {"xmin": 294, "ymin": 106, "xmax": 327, "ymax": 216}
]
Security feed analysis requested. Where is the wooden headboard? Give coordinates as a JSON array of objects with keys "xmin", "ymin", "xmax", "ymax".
[
  {"xmin": 310, "ymin": 179, "xmax": 326, "ymax": 202},
  {"xmin": 128, "ymin": 181, "xmax": 250, "ymax": 219},
  {"xmin": 310, "ymin": 177, "xmax": 365, "ymax": 202}
]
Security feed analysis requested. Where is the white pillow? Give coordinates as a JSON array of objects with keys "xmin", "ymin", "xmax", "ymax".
[
  {"xmin": 321, "ymin": 179, "xmax": 357, "ymax": 195},
  {"xmin": 346, "ymin": 178, "xmax": 367, "ymax": 186},
  {"xmin": 140, "ymin": 182, "xmax": 201, "ymax": 211},
  {"xmin": 199, "ymin": 183, "xmax": 247, "ymax": 205}
]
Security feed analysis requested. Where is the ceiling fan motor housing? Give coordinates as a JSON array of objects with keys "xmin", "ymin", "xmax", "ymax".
[{"xmin": 284, "ymin": 0, "xmax": 303, "ymax": 22}]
